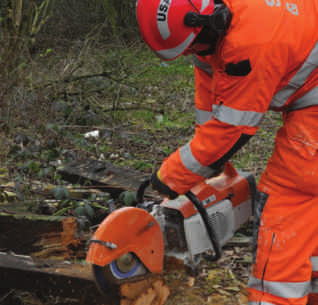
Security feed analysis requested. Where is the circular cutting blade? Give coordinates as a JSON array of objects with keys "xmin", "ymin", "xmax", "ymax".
[
  {"xmin": 109, "ymin": 252, "xmax": 141, "ymax": 277},
  {"xmin": 93, "ymin": 252, "xmax": 148, "ymax": 293}
]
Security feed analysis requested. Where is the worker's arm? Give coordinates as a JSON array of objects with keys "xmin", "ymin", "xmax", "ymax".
[{"xmin": 155, "ymin": 48, "xmax": 282, "ymax": 195}]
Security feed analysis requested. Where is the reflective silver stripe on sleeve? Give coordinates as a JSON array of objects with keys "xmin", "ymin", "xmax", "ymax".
[
  {"xmin": 193, "ymin": 55, "xmax": 214, "ymax": 75},
  {"xmin": 311, "ymin": 256, "xmax": 318, "ymax": 272},
  {"xmin": 212, "ymin": 104, "xmax": 264, "ymax": 127},
  {"xmin": 247, "ymin": 275, "xmax": 311, "ymax": 299},
  {"xmin": 179, "ymin": 142, "xmax": 217, "ymax": 178},
  {"xmin": 311, "ymin": 278, "xmax": 318, "ymax": 293},
  {"xmin": 156, "ymin": 33, "xmax": 195, "ymax": 60},
  {"xmin": 286, "ymin": 86, "xmax": 318, "ymax": 111},
  {"xmin": 196, "ymin": 109, "xmax": 213, "ymax": 125},
  {"xmin": 270, "ymin": 42, "xmax": 318, "ymax": 109}
]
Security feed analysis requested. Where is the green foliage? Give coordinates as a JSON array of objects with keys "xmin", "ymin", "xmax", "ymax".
[
  {"xmin": 97, "ymin": 0, "xmax": 118, "ymax": 36},
  {"xmin": 118, "ymin": 191, "xmax": 137, "ymax": 206},
  {"xmin": 45, "ymin": 0, "xmax": 138, "ymax": 42},
  {"xmin": 96, "ymin": 0, "xmax": 137, "ymax": 38},
  {"xmin": 0, "ymin": 0, "xmax": 56, "ymax": 126},
  {"xmin": 0, "ymin": 0, "xmax": 56, "ymax": 70},
  {"xmin": 134, "ymin": 161, "xmax": 153, "ymax": 171},
  {"xmin": 50, "ymin": 186, "xmax": 70, "ymax": 200},
  {"xmin": 74, "ymin": 201, "xmax": 94, "ymax": 219}
]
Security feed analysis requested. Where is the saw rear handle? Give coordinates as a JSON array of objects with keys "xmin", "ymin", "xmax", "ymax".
[{"xmin": 136, "ymin": 178, "xmax": 222, "ymax": 261}]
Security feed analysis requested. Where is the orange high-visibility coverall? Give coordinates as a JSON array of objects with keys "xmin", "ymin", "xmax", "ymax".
[{"xmin": 157, "ymin": 0, "xmax": 318, "ymax": 304}]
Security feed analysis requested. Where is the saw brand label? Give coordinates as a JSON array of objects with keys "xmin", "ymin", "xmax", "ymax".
[
  {"xmin": 157, "ymin": 0, "xmax": 171, "ymax": 40},
  {"xmin": 202, "ymin": 194, "xmax": 217, "ymax": 207}
]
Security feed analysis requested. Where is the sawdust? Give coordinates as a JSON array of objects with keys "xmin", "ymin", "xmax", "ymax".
[{"xmin": 120, "ymin": 278, "xmax": 170, "ymax": 305}]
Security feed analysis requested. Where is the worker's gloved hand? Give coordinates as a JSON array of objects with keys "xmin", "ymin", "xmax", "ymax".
[{"xmin": 150, "ymin": 170, "xmax": 179, "ymax": 200}]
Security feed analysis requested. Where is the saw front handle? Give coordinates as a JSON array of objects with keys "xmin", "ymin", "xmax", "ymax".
[
  {"xmin": 136, "ymin": 178, "xmax": 152, "ymax": 204},
  {"xmin": 185, "ymin": 191, "xmax": 222, "ymax": 261},
  {"xmin": 137, "ymin": 178, "xmax": 222, "ymax": 261}
]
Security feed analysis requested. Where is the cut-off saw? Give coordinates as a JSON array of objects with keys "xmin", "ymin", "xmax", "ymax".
[{"xmin": 86, "ymin": 162, "xmax": 256, "ymax": 293}]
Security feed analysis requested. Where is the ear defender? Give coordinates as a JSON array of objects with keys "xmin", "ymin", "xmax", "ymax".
[
  {"xmin": 184, "ymin": 3, "xmax": 231, "ymax": 35},
  {"xmin": 184, "ymin": 11, "xmax": 209, "ymax": 27}
]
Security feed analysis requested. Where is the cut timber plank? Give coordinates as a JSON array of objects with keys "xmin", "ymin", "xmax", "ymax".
[
  {"xmin": 0, "ymin": 213, "xmax": 86, "ymax": 259},
  {"xmin": 57, "ymin": 159, "xmax": 152, "ymax": 197},
  {"xmin": 0, "ymin": 252, "xmax": 170, "ymax": 305},
  {"xmin": 0, "ymin": 252, "xmax": 108, "ymax": 304}
]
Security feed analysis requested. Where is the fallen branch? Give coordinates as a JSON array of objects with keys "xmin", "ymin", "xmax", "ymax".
[{"xmin": 32, "ymin": 71, "xmax": 137, "ymax": 91}]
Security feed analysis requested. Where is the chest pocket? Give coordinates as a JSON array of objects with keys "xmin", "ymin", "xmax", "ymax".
[{"xmin": 225, "ymin": 59, "xmax": 252, "ymax": 76}]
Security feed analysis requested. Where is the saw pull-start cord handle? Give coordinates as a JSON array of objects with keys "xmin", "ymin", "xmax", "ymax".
[
  {"xmin": 185, "ymin": 191, "xmax": 222, "ymax": 261},
  {"xmin": 137, "ymin": 179, "xmax": 222, "ymax": 261}
]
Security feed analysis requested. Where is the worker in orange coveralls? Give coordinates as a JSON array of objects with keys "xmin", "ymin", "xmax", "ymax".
[{"xmin": 136, "ymin": 0, "xmax": 318, "ymax": 304}]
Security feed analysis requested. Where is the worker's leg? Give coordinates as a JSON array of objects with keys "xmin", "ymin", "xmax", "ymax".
[
  {"xmin": 308, "ymin": 248, "xmax": 318, "ymax": 305},
  {"xmin": 248, "ymin": 189, "xmax": 318, "ymax": 305},
  {"xmin": 247, "ymin": 107, "xmax": 318, "ymax": 305}
]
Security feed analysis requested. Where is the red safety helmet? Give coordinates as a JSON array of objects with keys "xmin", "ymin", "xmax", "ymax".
[{"xmin": 136, "ymin": 0, "xmax": 215, "ymax": 61}]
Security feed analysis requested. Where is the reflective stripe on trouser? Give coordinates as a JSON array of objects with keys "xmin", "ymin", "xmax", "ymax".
[
  {"xmin": 308, "ymin": 256, "xmax": 318, "ymax": 304},
  {"xmin": 308, "ymin": 262, "xmax": 318, "ymax": 305},
  {"xmin": 248, "ymin": 268, "xmax": 318, "ymax": 305},
  {"xmin": 247, "ymin": 106, "xmax": 318, "ymax": 305},
  {"xmin": 248, "ymin": 281, "xmax": 318, "ymax": 305},
  {"xmin": 309, "ymin": 278, "xmax": 318, "ymax": 305}
]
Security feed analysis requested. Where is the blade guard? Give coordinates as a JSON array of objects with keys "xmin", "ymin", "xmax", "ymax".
[{"xmin": 86, "ymin": 207, "xmax": 164, "ymax": 274}]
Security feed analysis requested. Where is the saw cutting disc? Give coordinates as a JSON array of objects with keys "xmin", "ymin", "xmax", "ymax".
[
  {"xmin": 93, "ymin": 252, "xmax": 148, "ymax": 293},
  {"xmin": 109, "ymin": 252, "xmax": 141, "ymax": 278}
]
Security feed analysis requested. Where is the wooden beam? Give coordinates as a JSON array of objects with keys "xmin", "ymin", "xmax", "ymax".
[
  {"xmin": 0, "ymin": 252, "xmax": 107, "ymax": 303},
  {"xmin": 0, "ymin": 213, "xmax": 86, "ymax": 259},
  {"xmin": 0, "ymin": 252, "xmax": 170, "ymax": 305},
  {"xmin": 57, "ymin": 159, "xmax": 151, "ymax": 198}
]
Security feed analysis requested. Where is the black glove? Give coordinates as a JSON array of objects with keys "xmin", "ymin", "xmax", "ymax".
[{"xmin": 150, "ymin": 170, "xmax": 179, "ymax": 200}]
